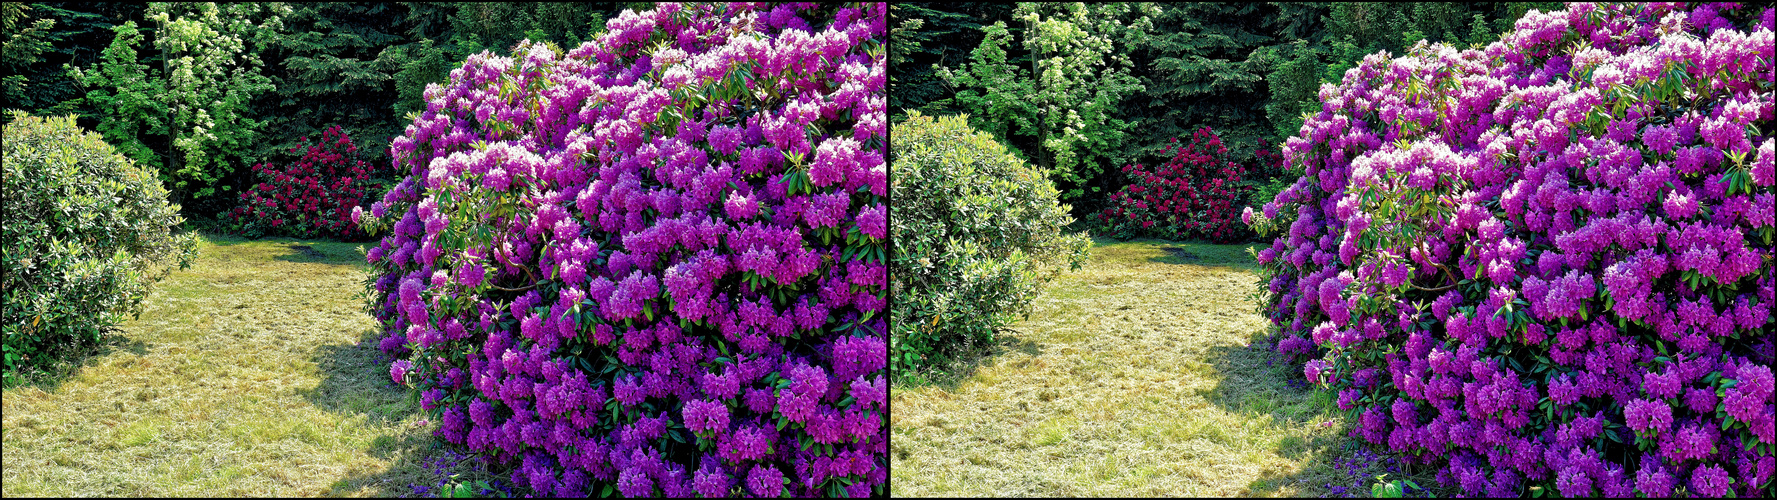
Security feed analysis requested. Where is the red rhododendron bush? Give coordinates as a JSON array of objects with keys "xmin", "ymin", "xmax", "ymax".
[
  {"xmin": 1097, "ymin": 126, "xmax": 1260, "ymax": 243},
  {"xmin": 355, "ymin": 3, "xmax": 886, "ymax": 497},
  {"xmin": 226, "ymin": 125, "xmax": 378, "ymax": 240},
  {"xmin": 1246, "ymin": 3, "xmax": 1774, "ymax": 497}
]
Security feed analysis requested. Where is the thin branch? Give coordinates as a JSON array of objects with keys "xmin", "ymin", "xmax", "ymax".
[
  {"xmin": 486, "ymin": 282, "xmax": 540, "ymax": 293},
  {"xmin": 1407, "ymin": 261, "xmax": 1462, "ymax": 293},
  {"xmin": 1407, "ymin": 281, "xmax": 1457, "ymax": 293}
]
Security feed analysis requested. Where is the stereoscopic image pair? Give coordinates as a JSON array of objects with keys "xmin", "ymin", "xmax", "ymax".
[{"xmin": 3, "ymin": 2, "xmax": 1773, "ymax": 498}]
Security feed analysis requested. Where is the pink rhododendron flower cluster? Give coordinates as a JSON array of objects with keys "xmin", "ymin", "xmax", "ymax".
[
  {"xmin": 359, "ymin": 4, "xmax": 886, "ymax": 497},
  {"xmin": 1248, "ymin": 3, "xmax": 1773, "ymax": 497}
]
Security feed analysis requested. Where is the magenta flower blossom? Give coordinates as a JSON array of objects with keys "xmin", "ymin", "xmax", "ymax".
[
  {"xmin": 1690, "ymin": 463, "xmax": 1732, "ymax": 497},
  {"xmin": 1246, "ymin": 3, "xmax": 1772, "ymax": 498},
  {"xmin": 682, "ymin": 399, "xmax": 730, "ymax": 434},
  {"xmin": 855, "ymin": 204, "xmax": 887, "ymax": 240},
  {"xmin": 693, "ymin": 459, "xmax": 732, "ymax": 498},
  {"xmin": 1305, "ymin": 359, "xmax": 1332, "ymax": 385},
  {"xmin": 1724, "ymin": 364, "xmax": 1773, "ymax": 422},
  {"xmin": 1624, "ymin": 399, "xmax": 1673, "ymax": 435},
  {"xmin": 358, "ymin": 5, "xmax": 888, "ymax": 497},
  {"xmin": 1672, "ymin": 422, "xmax": 1717, "ymax": 462},
  {"xmin": 1636, "ymin": 464, "xmax": 1675, "ymax": 497},
  {"xmin": 747, "ymin": 464, "xmax": 784, "ymax": 497},
  {"xmin": 616, "ymin": 467, "xmax": 653, "ymax": 497},
  {"xmin": 391, "ymin": 359, "xmax": 413, "ymax": 385}
]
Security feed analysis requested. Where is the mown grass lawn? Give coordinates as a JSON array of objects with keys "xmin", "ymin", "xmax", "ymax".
[
  {"xmin": 1, "ymin": 231, "xmax": 506, "ymax": 497},
  {"xmin": 890, "ymin": 236, "xmax": 1420, "ymax": 497}
]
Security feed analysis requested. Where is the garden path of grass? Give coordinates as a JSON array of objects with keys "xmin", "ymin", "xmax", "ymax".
[
  {"xmin": 891, "ymin": 237, "xmax": 1382, "ymax": 497},
  {"xmin": 1, "ymin": 232, "xmax": 504, "ymax": 497}
]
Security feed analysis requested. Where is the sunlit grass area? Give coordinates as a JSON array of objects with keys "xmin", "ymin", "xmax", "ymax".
[
  {"xmin": 1, "ymin": 232, "xmax": 506, "ymax": 497},
  {"xmin": 891, "ymin": 237, "xmax": 1417, "ymax": 497}
]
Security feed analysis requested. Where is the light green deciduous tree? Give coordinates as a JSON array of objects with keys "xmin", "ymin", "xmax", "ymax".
[
  {"xmin": 66, "ymin": 21, "xmax": 167, "ymax": 179},
  {"xmin": 939, "ymin": 2, "xmax": 1152, "ymax": 203},
  {"xmin": 70, "ymin": 2, "xmax": 286, "ymax": 203},
  {"xmin": 149, "ymin": 2, "xmax": 286, "ymax": 201}
]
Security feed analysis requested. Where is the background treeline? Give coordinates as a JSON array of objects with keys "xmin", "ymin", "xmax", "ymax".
[
  {"xmin": 891, "ymin": 2, "xmax": 1562, "ymax": 217},
  {"xmin": 1, "ymin": 2, "xmax": 650, "ymax": 222}
]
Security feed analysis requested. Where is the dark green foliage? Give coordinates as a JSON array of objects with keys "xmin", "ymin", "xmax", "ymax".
[
  {"xmin": 387, "ymin": 3, "xmax": 632, "ymax": 119},
  {"xmin": 154, "ymin": 3, "xmax": 283, "ymax": 205},
  {"xmin": 445, "ymin": 3, "xmax": 614, "ymax": 55},
  {"xmin": 898, "ymin": 2, "xmax": 1556, "ymax": 221},
  {"xmin": 890, "ymin": 112, "xmax": 1091, "ymax": 378},
  {"xmin": 67, "ymin": 3, "xmax": 286, "ymax": 212},
  {"xmin": 18, "ymin": 2, "xmax": 639, "ymax": 227},
  {"xmin": 2, "ymin": 112, "xmax": 197, "ymax": 387},
  {"xmin": 1124, "ymin": 3, "xmax": 1276, "ymax": 169},
  {"xmin": 936, "ymin": 3, "xmax": 1149, "ymax": 205},
  {"xmin": 1262, "ymin": 38, "xmax": 1323, "ymax": 143},
  {"xmin": 889, "ymin": 3, "xmax": 1014, "ymax": 123},
  {"xmin": 2, "ymin": 3, "xmax": 56, "ymax": 108},
  {"xmin": 383, "ymin": 37, "xmax": 454, "ymax": 120},
  {"xmin": 2, "ymin": 3, "xmax": 136, "ymax": 124},
  {"xmin": 257, "ymin": 2, "xmax": 409, "ymax": 176}
]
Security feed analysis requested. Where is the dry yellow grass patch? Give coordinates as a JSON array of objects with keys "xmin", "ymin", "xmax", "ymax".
[
  {"xmin": 1, "ymin": 232, "xmax": 504, "ymax": 497},
  {"xmin": 892, "ymin": 237, "xmax": 1359, "ymax": 497}
]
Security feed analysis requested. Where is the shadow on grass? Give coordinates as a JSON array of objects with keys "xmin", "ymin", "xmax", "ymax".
[
  {"xmin": 301, "ymin": 326, "xmax": 417, "ymax": 428},
  {"xmin": 271, "ymin": 243, "xmax": 370, "ymax": 267},
  {"xmin": 197, "ymin": 230, "xmax": 373, "ymax": 268},
  {"xmin": 1066, "ymin": 217, "xmax": 1264, "ymax": 270},
  {"xmin": 298, "ymin": 326, "xmax": 523, "ymax": 497},
  {"xmin": 300, "ymin": 325, "xmax": 422, "ymax": 497},
  {"xmin": 1077, "ymin": 235, "xmax": 1262, "ymax": 274},
  {"xmin": 1201, "ymin": 342, "xmax": 1322, "ymax": 427},
  {"xmin": 1199, "ymin": 341, "xmax": 1336, "ymax": 496},
  {"xmin": 1199, "ymin": 340, "xmax": 1447, "ymax": 498},
  {"xmin": 5, "ymin": 326, "xmax": 152, "ymax": 393},
  {"xmin": 323, "ymin": 430, "xmax": 522, "ymax": 499},
  {"xmin": 893, "ymin": 328, "xmax": 1046, "ymax": 392},
  {"xmin": 1141, "ymin": 240, "xmax": 1261, "ymax": 272}
]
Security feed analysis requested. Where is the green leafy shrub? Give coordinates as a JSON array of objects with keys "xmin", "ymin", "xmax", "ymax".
[
  {"xmin": 1, "ymin": 112, "xmax": 197, "ymax": 386},
  {"xmin": 890, "ymin": 112, "xmax": 1091, "ymax": 378}
]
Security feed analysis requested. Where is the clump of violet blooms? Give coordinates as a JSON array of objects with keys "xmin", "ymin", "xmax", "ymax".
[
  {"xmin": 358, "ymin": 3, "xmax": 887, "ymax": 497},
  {"xmin": 1247, "ymin": 2, "xmax": 1774, "ymax": 498}
]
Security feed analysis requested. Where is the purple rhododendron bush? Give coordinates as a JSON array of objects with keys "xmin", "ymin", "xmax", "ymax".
[
  {"xmin": 1245, "ymin": 2, "xmax": 1774, "ymax": 497},
  {"xmin": 354, "ymin": 3, "xmax": 887, "ymax": 497}
]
